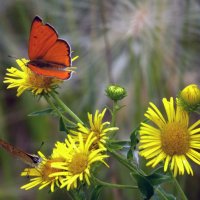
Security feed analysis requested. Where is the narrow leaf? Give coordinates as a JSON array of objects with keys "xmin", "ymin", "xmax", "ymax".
[{"xmin": 28, "ymin": 108, "xmax": 54, "ymax": 116}]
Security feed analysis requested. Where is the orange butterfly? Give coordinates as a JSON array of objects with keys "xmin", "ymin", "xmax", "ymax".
[
  {"xmin": 27, "ymin": 16, "xmax": 72, "ymax": 80},
  {"xmin": 0, "ymin": 138, "xmax": 41, "ymax": 167}
]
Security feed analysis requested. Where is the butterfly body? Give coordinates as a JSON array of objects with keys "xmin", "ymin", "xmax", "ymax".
[
  {"xmin": 28, "ymin": 59, "xmax": 67, "ymax": 69},
  {"xmin": 27, "ymin": 16, "xmax": 72, "ymax": 80},
  {"xmin": 0, "ymin": 139, "xmax": 41, "ymax": 167}
]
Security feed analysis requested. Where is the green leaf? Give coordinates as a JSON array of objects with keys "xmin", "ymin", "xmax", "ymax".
[
  {"xmin": 108, "ymin": 140, "xmax": 130, "ymax": 150},
  {"xmin": 131, "ymin": 172, "xmax": 154, "ymax": 200},
  {"xmin": 130, "ymin": 125, "xmax": 140, "ymax": 150},
  {"xmin": 127, "ymin": 149, "xmax": 133, "ymax": 161},
  {"xmin": 110, "ymin": 140, "xmax": 130, "ymax": 146},
  {"xmin": 90, "ymin": 185, "xmax": 103, "ymax": 200},
  {"xmin": 127, "ymin": 127, "xmax": 139, "ymax": 161},
  {"xmin": 28, "ymin": 108, "xmax": 54, "ymax": 116},
  {"xmin": 155, "ymin": 187, "xmax": 176, "ymax": 200},
  {"xmin": 147, "ymin": 167, "xmax": 171, "ymax": 186},
  {"xmin": 129, "ymin": 119, "xmax": 148, "ymax": 149},
  {"xmin": 59, "ymin": 118, "xmax": 78, "ymax": 133},
  {"xmin": 59, "ymin": 117, "xmax": 67, "ymax": 132}
]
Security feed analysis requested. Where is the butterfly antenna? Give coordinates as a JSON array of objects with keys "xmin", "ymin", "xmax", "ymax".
[
  {"xmin": 38, "ymin": 141, "xmax": 44, "ymax": 152},
  {"xmin": 8, "ymin": 55, "xmax": 17, "ymax": 59},
  {"xmin": 8, "ymin": 55, "xmax": 28, "ymax": 66}
]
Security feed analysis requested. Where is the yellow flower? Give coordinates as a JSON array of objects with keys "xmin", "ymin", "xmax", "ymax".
[
  {"xmin": 4, "ymin": 59, "xmax": 62, "ymax": 96},
  {"xmin": 139, "ymin": 97, "xmax": 200, "ymax": 176},
  {"xmin": 21, "ymin": 151, "xmax": 64, "ymax": 192},
  {"xmin": 69, "ymin": 108, "xmax": 119, "ymax": 150},
  {"xmin": 177, "ymin": 84, "xmax": 200, "ymax": 111},
  {"xmin": 50, "ymin": 132, "xmax": 109, "ymax": 190}
]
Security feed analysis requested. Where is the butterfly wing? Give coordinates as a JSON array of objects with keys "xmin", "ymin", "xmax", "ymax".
[
  {"xmin": 28, "ymin": 64, "xmax": 72, "ymax": 80},
  {"xmin": 28, "ymin": 16, "xmax": 72, "ymax": 79},
  {"xmin": 28, "ymin": 16, "xmax": 58, "ymax": 60},
  {"xmin": 0, "ymin": 139, "xmax": 40, "ymax": 167},
  {"xmin": 43, "ymin": 39, "xmax": 71, "ymax": 66}
]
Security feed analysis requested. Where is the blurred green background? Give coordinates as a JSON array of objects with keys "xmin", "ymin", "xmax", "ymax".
[{"xmin": 0, "ymin": 0, "xmax": 200, "ymax": 199}]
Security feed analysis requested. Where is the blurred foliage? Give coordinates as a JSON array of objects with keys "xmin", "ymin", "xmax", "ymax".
[{"xmin": 0, "ymin": 0, "xmax": 200, "ymax": 199}]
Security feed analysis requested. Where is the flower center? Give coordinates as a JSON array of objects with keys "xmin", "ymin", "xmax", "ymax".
[
  {"xmin": 91, "ymin": 130, "xmax": 101, "ymax": 149},
  {"xmin": 28, "ymin": 72, "xmax": 55, "ymax": 88},
  {"xmin": 161, "ymin": 122, "xmax": 190, "ymax": 156},
  {"xmin": 69, "ymin": 153, "xmax": 88, "ymax": 175},
  {"xmin": 42, "ymin": 158, "xmax": 63, "ymax": 181}
]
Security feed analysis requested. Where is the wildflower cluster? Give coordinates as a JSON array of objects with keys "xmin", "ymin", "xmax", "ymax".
[
  {"xmin": 2, "ymin": 28, "xmax": 200, "ymax": 199},
  {"xmin": 21, "ymin": 109, "xmax": 117, "ymax": 191}
]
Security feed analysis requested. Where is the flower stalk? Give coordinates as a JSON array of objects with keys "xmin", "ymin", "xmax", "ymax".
[
  {"xmin": 172, "ymin": 176, "xmax": 188, "ymax": 200},
  {"xmin": 50, "ymin": 91, "xmax": 83, "ymax": 124},
  {"xmin": 44, "ymin": 94, "xmax": 76, "ymax": 127},
  {"xmin": 93, "ymin": 176, "xmax": 138, "ymax": 190},
  {"xmin": 108, "ymin": 148, "xmax": 138, "ymax": 173},
  {"xmin": 111, "ymin": 100, "xmax": 118, "ymax": 127}
]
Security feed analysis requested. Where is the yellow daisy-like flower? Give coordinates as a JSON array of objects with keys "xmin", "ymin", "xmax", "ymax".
[
  {"xmin": 21, "ymin": 151, "xmax": 64, "ymax": 192},
  {"xmin": 139, "ymin": 97, "xmax": 200, "ymax": 176},
  {"xmin": 50, "ymin": 132, "xmax": 109, "ymax": 190},
  {"xmin": 4, "ymin": 59, "xmax": 62, "ymax": 96},
  {"xmin": 70, "ymin": 108, "xmax": 119, "ymax": 150}
]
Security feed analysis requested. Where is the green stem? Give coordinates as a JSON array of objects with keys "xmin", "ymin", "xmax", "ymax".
[
  {"xmin": 93, "ymin": 176, "xmax": 137, "ymax": 190},
  {"xmin": 109, "ymin": 149, "xmax": 137, "ymax": 173},
  {"xmin": 111, "ymin": 100, "xmax": 118, "ymax": 127},
  {"xmin": 50, "ymin": 91, "xmax": 83, "ymax": 124},
  {"xmin": 44, "ymin": 95, "xmax": 76, "ymax": 126},
  {"xmin": 172, "ymin": 176, "xmax": 188, "ymax": 200},
  {"xmin": 155, "ymin": 186, "xmax": 171, "ymax": 200}
]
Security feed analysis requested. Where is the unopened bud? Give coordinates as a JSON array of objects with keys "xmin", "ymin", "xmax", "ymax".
[
  {"xmin": 106, "ymin": 85, "xmax": 127, "ymax": 101},
  {"xmin": 177, "ymin": 84, "xmax": 200, "ymax": 111}
]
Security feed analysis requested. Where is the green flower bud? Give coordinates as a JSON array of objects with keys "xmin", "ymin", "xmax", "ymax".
[
  {"xmin": 106, "ymin": 85, "xmax": 127, "ymax": 101},
  {"xmin": 177, "ymin": 84, "xmax": 200, "ymax": 112}
]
